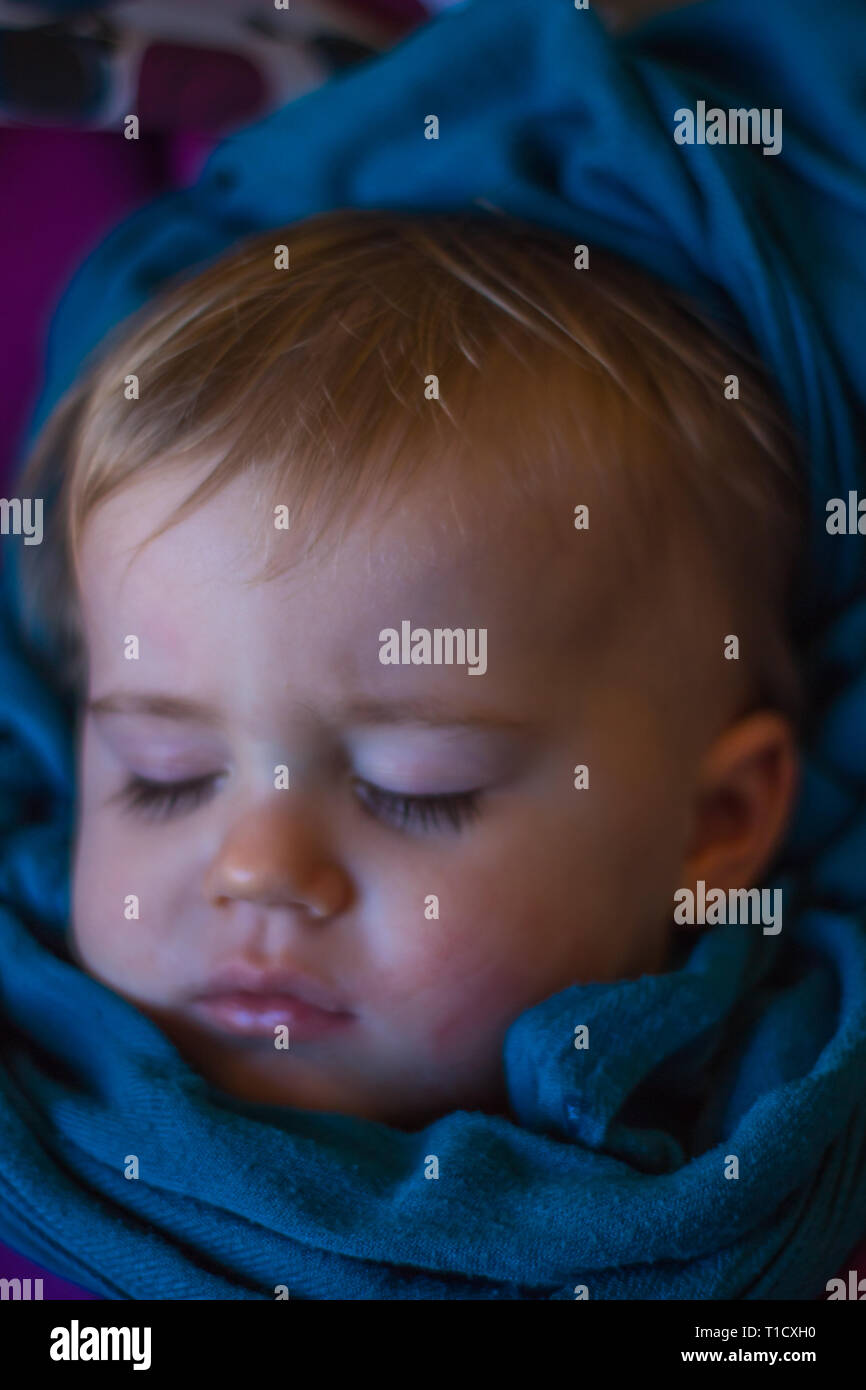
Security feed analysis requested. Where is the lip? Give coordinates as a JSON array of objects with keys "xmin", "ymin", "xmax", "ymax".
[
  {"xmin": 184, "ymin": 962, "xmax": 356, "ymax": 1040},
  {"xmin": 187, "ymin": 991, "xmax": 355, "ymax": 1040},
  {"xmin": 188, "ymin": 961, "xmax": 352, "ymax": 1013}
]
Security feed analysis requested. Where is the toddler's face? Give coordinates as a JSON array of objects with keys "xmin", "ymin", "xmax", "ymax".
[{"xmin": 71, "ymin": 459, "xmax": 714, "ymax": 1128}]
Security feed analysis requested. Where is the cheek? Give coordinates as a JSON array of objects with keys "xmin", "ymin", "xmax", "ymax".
[
  {"xmin": 368, "ymin": 877, "xmax": 544, "ymax": 1058},
  {"xmin": 72, "ymin": 827, "xmax": 127, "ymax": 975},
  {"xmin": 423, "ymin": 950, "xmax": 536, "ymax": 1061},
  {"xmin": 71, "ymin": 808, "xmax": 170, "ymax": 985}
]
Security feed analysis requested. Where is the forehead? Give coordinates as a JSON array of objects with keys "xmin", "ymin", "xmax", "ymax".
[{"xmin": 77, "ymin": 460, "xmax": 625, "ymax": 698}]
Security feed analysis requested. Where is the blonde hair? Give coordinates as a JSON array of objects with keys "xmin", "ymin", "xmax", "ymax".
[{"xmin": 12, "ymin": 206, "xmax": 807, "ymax": 714}]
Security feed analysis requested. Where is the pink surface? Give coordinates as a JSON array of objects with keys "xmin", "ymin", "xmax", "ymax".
[
  {"xmin": 0, "ymin": 0, "xmax": 432, "ymax": 493},
  {"xmin": 0, "ymin": 126, "xmax": 166, "ymax": 490}
]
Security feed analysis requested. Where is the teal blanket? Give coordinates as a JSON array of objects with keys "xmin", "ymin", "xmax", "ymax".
[{"xmin": 2, "ymin": 0, "xmax": 866, "ymax": 1299}]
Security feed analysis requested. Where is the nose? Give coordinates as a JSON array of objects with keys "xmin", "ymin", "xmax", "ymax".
[{"xmin": 202, "ymin": 799, "xmax": 352, "ymax": 919}]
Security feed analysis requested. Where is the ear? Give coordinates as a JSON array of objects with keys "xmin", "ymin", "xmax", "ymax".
[{"xmin": 681, "ymin": 711, "xmax": 800, "ymax": 891}]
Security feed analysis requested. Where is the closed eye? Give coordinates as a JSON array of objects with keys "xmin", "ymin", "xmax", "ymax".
[
  {"xmin": 111, "ymin": 771, "xmax": 482, "ymax": 834},
  {"xmin": 113, "ymin": 773, "xmax": 221, "ymax": 822},
  {"xmin": 352, "ymin": 778, "xmax": 481, "ymax": 834}
]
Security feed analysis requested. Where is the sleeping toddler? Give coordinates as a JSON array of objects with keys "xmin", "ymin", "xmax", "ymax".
[{"xmin": 15, "ymin": 206, "xmax": 806, "ymax": 1133}]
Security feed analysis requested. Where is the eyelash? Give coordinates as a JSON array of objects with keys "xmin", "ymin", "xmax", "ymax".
[
  {"xmin": 352, "ymin": 779, "xmax": 480, "ymax": 834},
  {"xmin": 116, "ymin": 774, "xmax": 219, "ymax": 822},
  {"xmin": 115, "ymin": 774, "xmax": 481, "ymax": 834}
]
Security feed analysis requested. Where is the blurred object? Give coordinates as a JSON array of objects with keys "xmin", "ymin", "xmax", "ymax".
[
  {"xmin": 0, "ymin": 0, "xmax": 409, "ymax": 133},
  {"xmin": 0, "ymin": 0, "xmax": 432, "ymax": 496},
  {"xmin": 0, "ymin": 125, "xmax": 166, "ymax": 500},
  {"xmin": 593, "ymin": 0, "xmax": 694, "ymax": 29}
]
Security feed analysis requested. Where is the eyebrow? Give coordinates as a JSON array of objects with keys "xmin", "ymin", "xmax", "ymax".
[
  {"xmin": 334, "ymin": 696, "xmax": 529, "ymax": 731},
  {"xmin": 87, "ymin": 693, "xmax": 227, "ymax": 727},
  {"xmin": 87, "ymin": 691, "xmax": 529, "ymax": 731}
]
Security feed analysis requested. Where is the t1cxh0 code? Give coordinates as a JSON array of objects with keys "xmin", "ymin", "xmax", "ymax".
[{"xmin": 694, "ymin": 1326, "xmax": 815, "ymax": 1342}]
